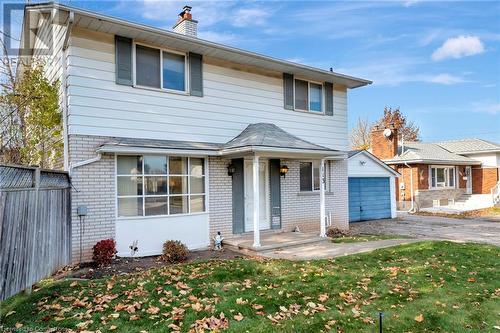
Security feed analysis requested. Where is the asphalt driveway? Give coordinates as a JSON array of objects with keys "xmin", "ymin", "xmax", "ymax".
[{"xmin": 351, "ymin": 213, "xmax": 500, "ymax": 246}]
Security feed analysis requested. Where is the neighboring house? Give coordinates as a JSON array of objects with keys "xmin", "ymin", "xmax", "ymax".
[
  {"xmin": 20, "ymin": 4, "xmax": 371, "ymax": 261},
  {"xmin": 347, "ymin": 150, "xmax": 399, "ymax": 223},
  {"xmin": 370, "ymin": 126, "xmax": 500, "ymax": 210}
]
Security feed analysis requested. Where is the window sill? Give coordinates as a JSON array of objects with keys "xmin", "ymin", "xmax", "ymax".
[
  {"xmin": 133, "ymin": 84, "xmax": 189, "ymax": 96},
  {"xmin": 117, "ymin": 211, "xmax": 209, "ymax": 220},
  {"xmin": 297, "ymin": 191, "xmax": 334, "ymax": 196},
  {"xmin": 291, "ymin": 108, "xmax": 326, "ymax": 116}
]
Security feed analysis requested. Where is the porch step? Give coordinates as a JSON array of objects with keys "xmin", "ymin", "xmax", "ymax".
[{"xmin": 224, "ymin": 232, "xmax": 330, "ymax": 255}]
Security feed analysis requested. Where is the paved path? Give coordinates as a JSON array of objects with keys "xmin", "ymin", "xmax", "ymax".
[
  {"xmin": 351, "ymin": 213, "xmax": 500, "ymax": 246},
  {"xmin": 259, "ymin": 238, "xmax": 424, "ymax": 260}
]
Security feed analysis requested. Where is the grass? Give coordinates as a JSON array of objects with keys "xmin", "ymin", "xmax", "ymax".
[
  {"xmin": 331, "ymin": 234, "xmax": 410, "ymax": 243},
  {"xmin": 1, "ymin": 241, "xmax": 499, "ymax": 332}
]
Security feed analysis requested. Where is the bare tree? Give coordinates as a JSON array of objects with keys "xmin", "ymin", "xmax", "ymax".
[
  {"xmin": 350, "ymin": 117, "xmax": 372, "ymax": 150},
  {"xmin": 376, "ymin": 107, "xmax": 420, "ymax": 142}
]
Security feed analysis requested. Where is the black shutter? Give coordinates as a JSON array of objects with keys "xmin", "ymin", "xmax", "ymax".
[
  {"xmin": 269, "ymin": 159, "xmax": 282, "ymax": 230},
  {"xmin": 189, "ymin": 52, "xmax": 203, "ymax": 97},
  {"xmin": 324, "ymin": 82, "xmax": 333, "ymax": 116},
  {"xmin": 115, "ymin": 36, "xmax": 132, "ymax": 86},
  {"xmin": 232, "ymin": 158, "xmax": 244, "ymax": 234},
  {"xmin": 283, "ymin": 73, "xmax": 294, "ymax": 110}
]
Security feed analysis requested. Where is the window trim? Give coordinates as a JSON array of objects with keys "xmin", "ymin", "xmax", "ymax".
[
  {"xmin": 429, "ymin": 165, "xmax": 456, "ymax": 189},
  {"xmin": 300, "ymin": 160, "xmax": 324, "ymax": 192},
  {"xmin": 132, "ymin": 41, "xmax": 189, "ymax": 95},
  {"xmin": 115, "ymin": 153, "xmax": 208, "ymax": 219},
  {"xmin": 293, "ymin": 78, "xmax": 325, "ymax": 115}
]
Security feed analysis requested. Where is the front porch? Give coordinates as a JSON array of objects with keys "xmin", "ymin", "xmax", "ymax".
[{"xmin": 224, "ymin": 231, "xmax": 330, "ymax": 255}]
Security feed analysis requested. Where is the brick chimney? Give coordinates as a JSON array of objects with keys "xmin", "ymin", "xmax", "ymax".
[
  {"xmin": 370, "ymin": 125, "xmax": 398, "ymax": 160},
  {"xmin": 172, "ymin": 6, "xmax": 198, "ymax": 37}
]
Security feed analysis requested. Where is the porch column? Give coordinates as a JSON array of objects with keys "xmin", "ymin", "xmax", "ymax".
[
  {"xmin": 319, "ymin": 159, "xmax": 326, "ymax": 237},
  {"xmin": 252, "ymin": 155, "xmax": 261, "ymax": 247}
]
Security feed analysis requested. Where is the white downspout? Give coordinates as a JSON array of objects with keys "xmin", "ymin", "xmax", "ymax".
[
  {"xmin": 404, "ymin": 162, "xmax": 415, "ymax": 212},
  {"xmin": 61, "ymin": 11, "xmax": 74, "ymax": 170}
]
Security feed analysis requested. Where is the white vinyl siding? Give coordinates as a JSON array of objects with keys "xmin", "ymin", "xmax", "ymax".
[{"xmin": 66, "ymin": 28, "xmax": 349, "ymax": 150}]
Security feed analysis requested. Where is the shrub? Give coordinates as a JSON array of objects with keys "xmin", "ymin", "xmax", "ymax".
[
  {"xmin": 326, "ymin": 227, "xmax": 351, "ymax": 238},
  {"xmin": 92, "ymin": 239, "xmax": 117, "ymax": 266},
  {"xmin": 162, "ymin": 240, "xmax": 189, "ymax": 263}
]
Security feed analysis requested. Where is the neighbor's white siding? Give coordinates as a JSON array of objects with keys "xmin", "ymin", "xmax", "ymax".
[
  {"xmin": 464, "ymin": 152, "xmax": 500, "ymax": 168},
  {"xmin": 66, "ymin": 28, "xmax": 349, "ymax": 150}
]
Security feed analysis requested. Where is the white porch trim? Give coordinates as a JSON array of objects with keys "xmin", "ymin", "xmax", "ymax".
[
  {"xmin": 319, "ymin": 158, "xmax": 326, "ymax": 237},
  {"xmin": 252, "ymin": 155, "xmax": 261, "ymax": 247}
]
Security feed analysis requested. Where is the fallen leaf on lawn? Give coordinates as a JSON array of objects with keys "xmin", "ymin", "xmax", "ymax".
[
  {"xmin": 5, "ymin": 311, "xmax": 15, "ymax": 317},
  {"xmin": 129, "ymin": 315, "xmax": 140, "ymax": 321},
  {"xmin": 70, "ymin": 281, "xmax": 78, "ymax": 287},
  {"xmin": 236, "ymin": 297, "xmax": 248, "ymax": 305},
  {"xmin": 450, "ymin": 266, "xmax": 457, "ymax": 272},
  {"xmin": 468, "ymin": 277, "xmax": 476, "ymax": 283},
  {"xmin": 108, "ymin": 313, "xmax": 120, "ymax": 319},
  {"xmin": 15, "ymin": 323, "xmax": 23, "ymax": 328},
  {"xmin": 415, "ymin": 314, "xmax": 424, "ymax": 322},
  {"xmin": 307, "ymin": 302, "xmax": 317, "ymax": 309},
  {"xmin": 168, "ymin": 323, "xmax": 181, "ymax": 330},
  {"xmin": 109, "ymin": 325, "xmax": 117, "ymax": 330},
  {"xmin": 252, "ymin": 304, "xmax": 263, "ymax": 310},
  {"xmin": 191, "ymin": 303, "xmax": 203, "ymax": 312},
  {"xmin": 146, "ymin": 306, "xmax": 160, "ymax": 314},
  {"xmin": 234, "ymin": 313, "xmax": 244, "ymax": 321},
  {"xmin": 318, "ymin": 294, "xmax": 329, "ymax": 302}
]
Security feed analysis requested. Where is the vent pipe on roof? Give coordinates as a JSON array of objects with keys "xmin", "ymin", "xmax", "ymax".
[{"xmin": 172, "ymin": 5, "xmax": 198, "ymax": 37}]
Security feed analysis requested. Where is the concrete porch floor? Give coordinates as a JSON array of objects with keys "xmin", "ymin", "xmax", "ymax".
[{"xmin": 224, "ymin": 231, "xmax": 329, "ymax": 254}]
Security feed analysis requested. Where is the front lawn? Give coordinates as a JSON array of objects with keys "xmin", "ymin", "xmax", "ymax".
[{"xmin": 1, "ymin": 242, "xmax": 499, "ymax": 332}]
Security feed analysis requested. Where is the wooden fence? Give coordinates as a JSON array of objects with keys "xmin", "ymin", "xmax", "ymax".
[{"xmin": 0, "ymin": 164, "xmax": 71, "ymax": 301}]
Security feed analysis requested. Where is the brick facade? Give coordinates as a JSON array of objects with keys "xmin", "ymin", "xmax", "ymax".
[
  {"xmin": 472, "ymin": 167, "xmax": 499, "ymax": 194},
  {"xmin": 69, "ymin": 135, "xmax": 350, "ymax": 262},
  {"xmin": 69, "ymin": 135, "xmax": 115, "ymax": 262}
]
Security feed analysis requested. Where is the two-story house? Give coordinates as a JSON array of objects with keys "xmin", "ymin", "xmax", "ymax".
[{"xmin": 20, "ymin": 3, "xmax": 371, "ymax": 261}]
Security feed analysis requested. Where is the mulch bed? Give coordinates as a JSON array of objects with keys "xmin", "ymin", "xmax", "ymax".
[{"xmin": 53, "ymin": 249, "xmax": 243, "ymax": 280}]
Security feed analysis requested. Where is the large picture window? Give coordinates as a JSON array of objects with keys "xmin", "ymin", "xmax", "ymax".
[
  {"xmin": 300, "ymin": 161, "xmax": 323, "ymax": 192},
  {"xmin": 135, "ymin": 44, "xmax": 187, "ymax": 92},
  {"xmin": 430, "ymin": 166, "xmax": 455, "ymax": 189},
  {"xmin": 117, "ymin": 155, "xmax": 205, "ymax": 217}
]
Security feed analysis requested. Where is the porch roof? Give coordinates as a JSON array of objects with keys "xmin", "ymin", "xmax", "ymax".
[{"xmin": 97, "ymin": 123, "xmax": 344, "ymax": 158}]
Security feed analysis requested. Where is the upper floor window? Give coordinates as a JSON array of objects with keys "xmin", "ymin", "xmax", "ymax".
[
  {"xmin": 295, "ymin": 79, "xmax": 323, "ymax": 113},
  {"xmin": 430, "ymin": 166, "xmax": 455, "ymax": 189},
  {"xmin": 135, "ymin": 44, "xmax": 187, "ymax": 92}
]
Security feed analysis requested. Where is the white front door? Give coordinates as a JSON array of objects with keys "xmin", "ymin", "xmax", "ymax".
[
  {"xmin": 465, "ymin": 166, "xmax": 472, "ymax": 194},
  {"xmin": 244, "ymin": 160, "xmax": 270, "ymax": 232}
]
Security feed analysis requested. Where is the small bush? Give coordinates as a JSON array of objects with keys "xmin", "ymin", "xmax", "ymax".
[
  {"xmin": 326, "ymin": 227, "xmax": 351, "ymax": 238},
  {"xmin": 162, "ymin": 240, "xmax": 188, "ymax": 263},
  {"xmin": 92, "ymin": 239, "xmax": 117, "ymax": 266}
]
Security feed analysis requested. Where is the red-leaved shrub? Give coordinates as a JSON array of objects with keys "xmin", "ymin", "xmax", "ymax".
[
  {"xmin": 92, "ymin": 239, "xmax": 117, "ymax": 266},
  {"xmin": 162, "ymin": 240, "xmax": 188, "ymax": 263}
]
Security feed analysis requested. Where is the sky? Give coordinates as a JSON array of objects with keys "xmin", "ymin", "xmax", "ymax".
[{"xmin": 3, "ymin": 0, "xmax": 500, "ymax": 142}]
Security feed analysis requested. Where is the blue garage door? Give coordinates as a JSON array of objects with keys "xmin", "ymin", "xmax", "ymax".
[{"xmin": 349, "ymin": 177, "xmax": 391, "ymax": 223}]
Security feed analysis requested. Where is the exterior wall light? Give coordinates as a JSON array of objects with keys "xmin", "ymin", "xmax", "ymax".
[
  {"xmin": 227, "ymin": 163, "xmax": 236, "ymax": 176},
  {"xmin": 280, "ymin": 165, "xmax": 289, "ymax": 177}
]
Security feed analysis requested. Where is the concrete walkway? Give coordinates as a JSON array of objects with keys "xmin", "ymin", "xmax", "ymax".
[
  {"xmin": 259, "ymin": 238, "xmax": 424, "ymax": 260},
  {"xmin": 352, "ymin": 213, "xmax": 500, "ymax": 246}
]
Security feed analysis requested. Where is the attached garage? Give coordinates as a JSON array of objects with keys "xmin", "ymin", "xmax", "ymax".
[{"xmin": 348, "ymin": 150, "xmax": 399, "ymax": 223}]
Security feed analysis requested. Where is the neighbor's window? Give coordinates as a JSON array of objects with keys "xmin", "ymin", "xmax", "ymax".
[
  {"xmin": 135, "ymin": 44, "xmax": 187, "ymax": 92},
  {"xmin": 430, "ymin": 166, "xmax": 455, "ymax": 188},
  {"xmin": 300, "ymin": 161, "xmax": 323, "ymax": 191},
  {"xmin": 117, "ymin": 155, "xmax": 205, "ymax": 217},
  {"xmin": 294, "ymin": 79, "xmax": 323, "ymax": 113}
]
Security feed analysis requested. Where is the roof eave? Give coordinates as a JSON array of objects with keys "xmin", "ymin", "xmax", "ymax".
[
  {"xmin": 384, "ymin": 159, "xmax": 481, "ymax": 166},
  {"xmin": 220, "ymin": 146, "xmax": 343, "ymax": 158},
  {"xmin": 97, "ymin": 144, "xmax": 220, "ymax": 156},
  {"xmin": 24, "ymin": 3, "xmax": 372, "ymax": 89}
]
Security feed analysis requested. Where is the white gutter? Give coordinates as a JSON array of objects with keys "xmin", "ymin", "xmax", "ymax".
[
  {"xmin": 69, "ymin": 154, "xmax": 101, "ymax": 176},
  {"xmin": 61, "ymin": 11, "xmax": 74, "ymax": 170},
  {"xmin": 404, "ymin": 162, "xmax": 415, "ymax": 213}
]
